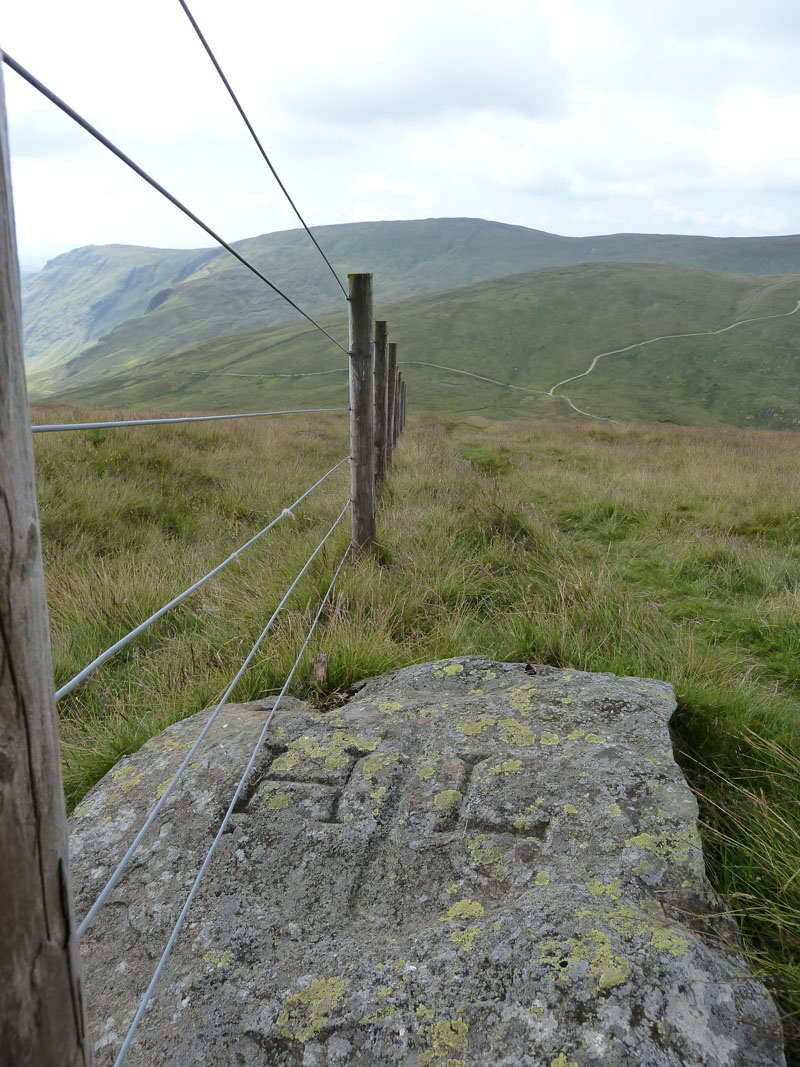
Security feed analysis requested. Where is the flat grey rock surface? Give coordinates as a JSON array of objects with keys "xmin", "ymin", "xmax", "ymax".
[{"xmin": 69, "ymin": 658, "xmax": 785, "ymax": 1066}]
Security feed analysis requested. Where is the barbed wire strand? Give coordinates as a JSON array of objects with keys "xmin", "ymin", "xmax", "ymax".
[
  {"xmin": 57, "ymin": 456, "xmax": 349, "ymax": 702},
  {"xmin": 32, "ymin": 407, "xmax": 349, "ymax": 433},
  {"xmin": 78, "ymin": 498, "xmax": 351, "ymax": 938},
  {"xmin": 112, "ymin": 535, "xmax": 352, "ymax": 1066},
  {"xmin": 176, "ymin": 0, "xmax": 348, "ymax": 300},
  {"xmin": 2, "ymin": 52, "xmax": 349, "ymax": 356}
]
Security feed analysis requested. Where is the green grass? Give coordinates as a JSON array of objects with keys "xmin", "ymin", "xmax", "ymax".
[
  {"xmin": 34, "ymin": 404, "xmax": 800, "ymax": 1060},
  {"xmin": 42, "ymin": 261, "xmax": 800, "ymax": 431}
]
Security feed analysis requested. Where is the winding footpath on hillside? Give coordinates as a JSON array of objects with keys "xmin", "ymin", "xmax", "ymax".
[{"xmin": 548, "ymin": 297, "xmax": 800, "ymax": 422}]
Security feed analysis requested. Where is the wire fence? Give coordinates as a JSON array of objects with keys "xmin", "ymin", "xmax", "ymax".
[{"xmin": 2, "ymin": 26, "xmax": 407, "ymax": 1065}]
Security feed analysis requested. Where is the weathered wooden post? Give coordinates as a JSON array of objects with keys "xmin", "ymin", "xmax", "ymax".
[
  {"xmin": 401, "ymin": 380, "xmax": 407, "ymax": 432},
  {"xmin": 348, "ymin": 273, "xmax": 375, "ymax": 550},
  {"xmin": 0, "ymin": 64, "xmax": 91, "ymax": 1067},
  {"xmin": 373, "ymin": 319, "xmax": 388, "ymax": 484},
  {"xmin": 386, "ymin": 342, "xmax": 397, "ymax": 467},
  {"xmin": 396, "ymin": 373, "xmax": 403, "ymax": 437}
]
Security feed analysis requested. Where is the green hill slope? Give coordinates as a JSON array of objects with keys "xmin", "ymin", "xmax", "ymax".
[
  {"xmin": 24, "ymin": 218, "xmax": 800, "ymax": 394},
  {"xmin": 43, "ymin": 261, "xmax": 800, "ymax": 430}
]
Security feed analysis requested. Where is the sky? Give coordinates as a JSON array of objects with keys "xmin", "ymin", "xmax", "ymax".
[{"xmin": 4, "ymin": 0, "xmax": 800, "ymax": 270}]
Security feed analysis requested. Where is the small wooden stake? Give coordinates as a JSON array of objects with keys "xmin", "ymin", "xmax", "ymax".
[
  {"xmin": 373, "ymin": 320, "xmax": 388, "ymax": 483},
  {"xmin": 348, "ymin": 273, "xmax": 376, "ymax": 551},
  {"xmin": 0, "ymin": 65, "xmax": 91, "ymax": 1067}
]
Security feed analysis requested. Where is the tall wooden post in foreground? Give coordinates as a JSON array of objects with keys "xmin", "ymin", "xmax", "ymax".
[
  {"xmin": 386, "ymin": 342, "xmax": 397, "ymax": 467},
  {"xmin": 348, "ymin": 273, "xmax": 376, "ymax": 550},
  {"xmin": 373, "ymin": 320, "xmax": 388, "ymax": 483},
  {"xmin": 0, "ymin": 66, "xmax": 91, "ymax": 1067}
]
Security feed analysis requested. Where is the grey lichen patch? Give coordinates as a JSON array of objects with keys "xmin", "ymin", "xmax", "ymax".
[{"xmin": 277, "ymin": 976, "xmax": 345, "ymax": 1043}]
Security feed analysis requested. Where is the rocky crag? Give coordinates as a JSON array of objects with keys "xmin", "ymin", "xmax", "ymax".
[{"xmin": 69, "ymin": 659, "xmax": 786, "ymax": 1065}]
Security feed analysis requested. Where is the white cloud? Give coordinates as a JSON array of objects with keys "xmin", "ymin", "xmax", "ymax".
[{"xmin": 4, "ymin": 0, "xmax": 800, "ymax": 264}]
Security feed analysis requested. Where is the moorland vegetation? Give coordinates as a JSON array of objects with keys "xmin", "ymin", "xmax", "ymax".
[{"xmin": 33, "ymin": 403, "xmax": 799, "ymax": 1059}]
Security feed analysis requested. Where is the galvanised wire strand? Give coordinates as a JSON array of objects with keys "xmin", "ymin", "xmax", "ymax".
[
  {"xmin": 113, "ymin": 535, "xmax": 353, "ymax": 1067},
  {"xmin": 2, "ymin": 52, "xmax": 349, "ymax": 356},
  {"xmin": 78, "ymin": 499, "xmax": 351, "ymax": 937},
  {"xmin": 56, "ymin": 456, "xmax": 349, "ymax": 702},
  {"xmin": 32, "ymin": 407, "xmax": 349, "ymax": 433},
  {"xmin": 176, "ymin": 0, "xmax": 348, "ymax": 300}
]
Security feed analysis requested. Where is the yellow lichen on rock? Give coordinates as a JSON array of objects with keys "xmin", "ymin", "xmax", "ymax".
[{"xmin": 277, "ymin": 977, "xmax": 346, "ymax": 1042}]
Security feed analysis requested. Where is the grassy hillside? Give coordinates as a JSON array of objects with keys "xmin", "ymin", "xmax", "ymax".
[
  {"xmin": 33, "ymin": 406, "xmax": 799, "ymax": 1059},
  {"xmin": 24, "ymin": 217, "xmax": 800, "ymax": 393},
  {"xmin": 22, "ymin": 243, "xmax": 220, "ymax": 373},
  {"xmin": 42, "ymin": 261, "xmax": 800, "ymax": 430}
]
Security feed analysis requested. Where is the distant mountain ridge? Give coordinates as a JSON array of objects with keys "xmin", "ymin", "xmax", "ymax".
[
  {"xmin": 23, "ymin": 217, "xmax": 800, "ymax": 395},
  {"xmin": 43, "ymin": 260, "xmax": 800, "ymax": 431}
]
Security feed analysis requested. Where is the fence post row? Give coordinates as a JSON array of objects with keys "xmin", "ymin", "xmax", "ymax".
[
  {"xmin": 347, "ymin": 273, "xmax": 376, "ymax": 551},
  {"xmin": 0, "ymin": 66, "xmax": 91, "ymax": 1067},
  {"xmin": 373, "ymin": 319, "xmax": 388, "ymax": 484}
]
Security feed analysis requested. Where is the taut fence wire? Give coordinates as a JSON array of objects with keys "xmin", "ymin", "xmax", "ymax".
[
  {"xmin": 31, "ymin": 406, "xmax": 350, "ymax": 433},
  {"xmin": 55, "ymin": 456, "xmax": 350, "ymax": 701}
]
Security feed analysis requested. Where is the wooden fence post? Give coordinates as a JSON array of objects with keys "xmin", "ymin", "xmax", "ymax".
[
  {"xmin": 0, "ymin": 65, "xmax": 91, "ymax": 1067},
  {"xmin": 401, "ymin": 380, "xmax": 407, "ymax": 431},
  {"xmin": 386, "ymin": 342, "xmax": 397, "ymax": 467},
  {"xmin": 373, "ymin": 320, "xmax": 388, "ymax": 484},
  {"xmin": 348, "ymin": 273, "xmax": 375, "ymax": 550},
  {"xmin": 396, "ymin": 373, "xmax": 403, "ymax": 437}
]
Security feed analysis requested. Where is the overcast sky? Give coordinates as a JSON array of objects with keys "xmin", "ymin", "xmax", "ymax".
[{"xmin": 5, "ymin": 0, "xmax": 800, "ymax": 269}]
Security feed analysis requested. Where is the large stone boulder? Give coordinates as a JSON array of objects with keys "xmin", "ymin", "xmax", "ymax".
[{"xmin": 69, "ymin": 659, "xmax": 785, "ymax": 1066}]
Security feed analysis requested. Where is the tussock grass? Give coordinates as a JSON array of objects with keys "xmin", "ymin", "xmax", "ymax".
[{"xmin": 34, "ymin": 403, "xmax": 799, "ymax": 1059}]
